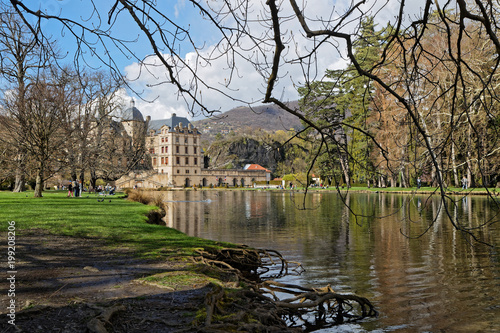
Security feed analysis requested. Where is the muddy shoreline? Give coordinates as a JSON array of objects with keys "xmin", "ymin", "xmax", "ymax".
[{"xmin": 1, "ymin": 230, "xmax": 211, "ymax": 332}]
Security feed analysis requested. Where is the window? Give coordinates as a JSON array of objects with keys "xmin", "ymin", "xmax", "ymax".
[
  {"xmin": 176, "ymin": 157, "xmax": 180, "ymax": 165},
  {"xmin": 161, "ymin": 157, "xmax": 164, "ymax": 165},
  {"xmin": 165, "ymin": 137, "xmax": 168, "ymax": 142},
  {"xmin": 161, "ymin": 137, "xmax": 164, "ymax": 143},
  {"xmin": 177, "ymin": 169, "xmax": 180, "ymax": 174},
  {"xmin": 184, "ymin": 137, "xmax": 188, "ymax": 144},
  {"xmin": 153, "ymin": 157, "xmax": 157, "ymax": 165},
  {"xmin": 149, "ymin": 148, "xmax": 155, "ymax": 154},
  {"xmin": 194, "ymin": 157, "xmax": 198, "ymax": 165},
  {"xmin": 176, "ymin": 146, "xmax": 179, "ymax": 154},
  {"xmin": 194, "ymin": 147, "xmax": 197, "ymax": 154},
  {"xmin": 185, "ymin": 146, "xmax": 188, "ymax": 154},
  {"xmin": 194, "ymin": 170, "xmax": 197, "ymax": 174},
  {"xmin": 185, "ymin": 157, "xmax": 189, "ymax": 165},
  {"xmin": 186, "ymin": 169, "xmax": 190, "ymax": 174},
  {"xmin": 175, "ymin": 137, "xmax": 179, "ymax": 143},
  {"xmin": 165, "ymin": 146, "xmax": 168, "ymax": 153},
  {"xmin": 194, "ymin": 138, "xmax": 197, "ymax": 144},
  {"xmin": 161, "ymin": 146, "xmax": 164, "ymax": 154},
  {"xmin": 165, "ymin": 157, "xmax": 168, "ymax": 165}
]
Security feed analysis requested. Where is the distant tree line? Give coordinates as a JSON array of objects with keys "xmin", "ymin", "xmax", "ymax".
[
  {"xmin": 0, "ymin": 8, "xmax": 144, "ymax": 197},
  {"xmin": 298, "ymin": 14, "xmax": 500, "ymax": 189}
]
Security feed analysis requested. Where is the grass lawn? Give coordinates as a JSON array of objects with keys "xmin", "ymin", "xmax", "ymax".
[{"xmin": 0, "ymin": 190, "xmax": 230, "ymax": 258}]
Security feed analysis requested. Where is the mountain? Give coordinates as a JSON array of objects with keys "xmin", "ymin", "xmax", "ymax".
[
  {"xmin": 193, "ymin": 102, "xmax": 303, "ymax": 141},
  {"xmin": 205, "ymin": 137, "xmax": 286, "ymax": 171}
]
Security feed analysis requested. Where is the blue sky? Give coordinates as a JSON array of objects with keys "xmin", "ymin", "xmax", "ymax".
[
  {"xmin": 6, "ymin": 0, "xmax": 429, "ymax": 121},
  {"xmin": 38, "ymin": 1, "xmax": 207, "ymax": 69}
]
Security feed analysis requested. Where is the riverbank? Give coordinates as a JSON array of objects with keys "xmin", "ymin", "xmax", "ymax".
[
  {"xmin": 0, "ymin": 191, "xmax": 241, "ymax": 332},
  {"xmin": 171, "ymin": 184, "xmax": 500, "ymax": 196}
]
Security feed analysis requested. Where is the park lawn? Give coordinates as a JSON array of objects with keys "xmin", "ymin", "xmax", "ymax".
[{"xmin": 0, "ymin": 190, "xmax": 230, "ymax": 258}]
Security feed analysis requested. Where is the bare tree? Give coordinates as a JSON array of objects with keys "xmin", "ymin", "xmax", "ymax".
[
  {"xmin": 65, "ymin": 70, "xmax": 125, "ymax": 190},
  {"xmin": 2, "ymin": 68, "xmax": 76, "ymax": 197},
  {"xmin": 4, "ymin": 1, "xmax": 500, "ymax": 234},
  {"xmin": 0, "ymin": 7, "xmax": 52, "ymax": 191}
]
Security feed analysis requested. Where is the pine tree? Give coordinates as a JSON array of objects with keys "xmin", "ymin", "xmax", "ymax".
[{"xmin": 331, "ymin": 16, "xmax": 382, "ymax": 185}]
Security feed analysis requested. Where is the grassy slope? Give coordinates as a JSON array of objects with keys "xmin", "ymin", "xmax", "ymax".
[{"xmin": 0, "ymin": 190, "xmax": 229, "ymax": 258}]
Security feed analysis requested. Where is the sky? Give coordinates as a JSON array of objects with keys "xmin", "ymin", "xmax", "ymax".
[{"xmin": 6, "ymin": 0, "xmax": 430, "ymax": 121}]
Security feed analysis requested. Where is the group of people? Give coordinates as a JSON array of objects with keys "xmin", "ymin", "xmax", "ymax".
[
  {"xmin": 66, "ymin": 181, "xmax": 83, "ymax": 197},
  {"xmin": 66, "ymin": 182, "xmax": 116, "ymax": 197},
  {"xmin": 416, "ymin": 176, "xmax": 469, "ymax": 189}
]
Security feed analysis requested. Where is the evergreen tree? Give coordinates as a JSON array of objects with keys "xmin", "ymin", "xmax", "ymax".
[
  {"xmin": 299, "ymin": 16, "xmax": 384, "ymax": 186},
  {"xmin": 298, "ymin": 72, "xmax": 351, "ymax": 186},
  {"xmin": 339, "ymin": 16, "xmax": 382, "ymax": 184}
]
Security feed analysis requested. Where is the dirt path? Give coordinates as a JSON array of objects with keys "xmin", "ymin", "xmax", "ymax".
[{"xmin": 1, "ymin": 230, "xmax": 211, "ymax": 332}]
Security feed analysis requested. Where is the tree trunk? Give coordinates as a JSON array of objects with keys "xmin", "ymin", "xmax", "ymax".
[
  {"xmin": 13, "ymin": 149, "xmax": 26, "ymax": 192},
  {"xmin": 90, "ymin": 169, "xmax": 97, "ymax": 193},
  {"xmin": 451, "ymin": 140, "xmax": 459, "ymax": 187},
  {"xmin": 467, "ymin": 124, "xmax": 473, "ymax": 188},
  {"xmin": 400, "ymin": 169, "xmax": 407, "ymax": 188},
  {"xmin": 339, "ymin": 154, "xmax": 350, "ymax": 187},
  {"xmin": 390, "ymin": 174, "xmax": 396, "ymax": 187},
  {"xmin": 34, "ymin": 164, "xmax": 44, "ymax": 198}
]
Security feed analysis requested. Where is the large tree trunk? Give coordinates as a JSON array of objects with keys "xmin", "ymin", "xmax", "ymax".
[
  {"xmin": 34, "ymin": 164, "xmax": 44, "ymax": 198},
  {"xmin": 90, "ymin": 169, "xmax": 97, "ymax": 193},
  {"xmin": 13, "ymin": 149, "xmax": 26, "ymax": 192},
  {"xmin": 339, "ymin": 155, "xmax": 350, "ymax": 187},
  {"xmin": 390, "ymin": 174, "xmax": 396, "ymax": 187}
]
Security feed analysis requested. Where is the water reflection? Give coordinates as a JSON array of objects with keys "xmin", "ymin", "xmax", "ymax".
[{"xmin": 161, "ymin": 190, "xmax": 500, "ymax": 332}]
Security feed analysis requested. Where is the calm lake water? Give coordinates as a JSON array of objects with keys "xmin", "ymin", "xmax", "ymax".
[{"xmin": 162, "ymin": 190, "xmax": 500, "ymax": 332}]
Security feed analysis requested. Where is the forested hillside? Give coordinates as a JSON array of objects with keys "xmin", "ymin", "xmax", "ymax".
[{"xmin": 193, "ymin": 102, "xmax": 302, "ymax": 142}]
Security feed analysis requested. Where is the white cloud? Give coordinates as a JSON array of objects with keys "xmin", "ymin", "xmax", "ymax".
[
  {"xmin": 174, "ymin": 0, "xmax": 186, "ymax": 18},
  {"xmin": 123, "ymin": 0, "xmax": 427, "ymax": 121}
]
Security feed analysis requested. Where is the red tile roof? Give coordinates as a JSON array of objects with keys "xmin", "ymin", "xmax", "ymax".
[{"xmin": 245, "ymin": 164, "xmax": 271, "ymax": 172}]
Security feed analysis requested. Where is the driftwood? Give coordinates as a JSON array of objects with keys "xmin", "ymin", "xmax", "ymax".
[
  {"xmin": 87, "ymin": 304, "xmax": 126, "ymax": 333},
  {"xmin": 195, "ymin": 247, "xmax": 377, "ymax": 331}
]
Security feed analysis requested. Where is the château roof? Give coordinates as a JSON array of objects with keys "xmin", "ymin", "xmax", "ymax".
[{"xmin": 148, "ymin": 113, "xmax": 198, "ymax": 134}]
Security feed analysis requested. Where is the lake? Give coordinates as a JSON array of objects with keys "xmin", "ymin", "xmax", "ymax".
[{"xmin": 162, "ymin": 190, "xmax": 500, "ymax": 332}]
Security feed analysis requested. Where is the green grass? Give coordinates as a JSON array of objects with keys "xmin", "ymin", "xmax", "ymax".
[{"xmin": 0, "ymin": 190, "xmax": 231, "ymax": 258}]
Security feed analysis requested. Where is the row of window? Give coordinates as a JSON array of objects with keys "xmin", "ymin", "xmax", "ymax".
[
  {"xmin": 159, "ymin": 136, "xmax": 198, "ymax": 144},
  {"xmin": 149, "ymin": 146, "xmax": 198, "ymax": 155},
  {"xmin": 158, "ymin": 169, "xmax": 198, "ymax": 174},
  {"xmin": 153, "ymin": 157, "xmax": 198, "ymax": 166}
]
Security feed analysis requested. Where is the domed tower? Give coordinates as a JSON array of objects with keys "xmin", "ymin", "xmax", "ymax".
[
  {"xmin": 122, "ymin": 100, "xmax": 146, "ymax": 140},
  {"xmin": 120, "ymin": 100, "xmax": 151, "ymax": 171}
]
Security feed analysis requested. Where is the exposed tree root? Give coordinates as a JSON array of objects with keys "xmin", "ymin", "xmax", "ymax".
[
  {"xmin": 86, "ymin": 304, "xmax": 126, "ymax": 333},
  {"xmin": 194, "ymin": 247, "xmax": 377, "ymax": 331}
]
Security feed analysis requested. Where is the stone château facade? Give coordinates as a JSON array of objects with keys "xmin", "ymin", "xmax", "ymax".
[{"xmin": 116, "ymin": 103, "xmax": 270, "ymax": 188}]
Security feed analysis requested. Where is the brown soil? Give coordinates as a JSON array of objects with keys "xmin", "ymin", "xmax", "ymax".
[{"xmin": 0, "ymin": 230, "xmax": 212, "ymax": 333}]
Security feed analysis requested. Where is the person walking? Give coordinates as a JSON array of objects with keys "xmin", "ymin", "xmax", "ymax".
[
  {"xmin": 461, "ymin": 176, "xmax": 468, "ymax": 189},
  {"xmin": 74, "ymin": 181, "xmax": 80, "ymax": 197}
]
